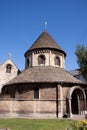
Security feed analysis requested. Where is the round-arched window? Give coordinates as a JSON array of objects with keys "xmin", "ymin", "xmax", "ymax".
[
  {"xmin": 6, "ymin": 64, "xmax": 12, "ymax": 73},
  {"xmin": 54, "ymin": 56, "xmax": 60, "ymax": 66},
  {"xmin": 38, "ymin": 54, "xmax": 46, "ymax": 65}
]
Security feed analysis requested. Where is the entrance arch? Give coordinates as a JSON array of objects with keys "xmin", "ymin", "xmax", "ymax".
[
  {"xmin": 67, "ymin": 86, "xmax": 86, "ymax": 115},
  {"xmin": 71, "ymin": 88, "xmax": 85, "ymax": 114}
]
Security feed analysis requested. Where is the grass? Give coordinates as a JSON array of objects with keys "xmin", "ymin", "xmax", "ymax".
[{"xmin": 0, "ymin": 118, "xmax": 75, "ymax": 130}]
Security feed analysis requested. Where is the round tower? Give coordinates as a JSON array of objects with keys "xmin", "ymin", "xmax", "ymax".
[{"xmin": 24, "ymin": 31, "xmax": 66, "ymax": 69}]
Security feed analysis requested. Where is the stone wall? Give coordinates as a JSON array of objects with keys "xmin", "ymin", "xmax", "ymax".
[
  {"xmin": 12, "ymin": 83, "xmax": 57, "ymax": 100},
  {"xmin": 61, "ymin": 85, "xmax": 71, "ymax": 114},
  {"xmin": 25, "ymin": 50, "xmax": 65, "ymax": 69},
  {"xmin": 0, "ymin": 83, "xmax": 59, "ymax": 118},
  {"xmin": 0, "ymin": 59, "xmax": 19, "ymax": 93},
  {"xmin": 0, "ymin": 99, "xmax": 56, "ymax": 117},
  {"xmin": 1, "ymin": 83, "xmax": 71, "ymax": 118}
]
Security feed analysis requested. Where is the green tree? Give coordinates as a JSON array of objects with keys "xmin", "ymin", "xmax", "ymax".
[{"xmin": 75, "ymin": 44, "xmax": 87, "ymax": 81}]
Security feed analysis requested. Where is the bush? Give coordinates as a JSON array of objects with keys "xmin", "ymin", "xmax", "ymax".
[{"xmin": 69, "ymin": 120, "xmax": 87, "ymax": 130}]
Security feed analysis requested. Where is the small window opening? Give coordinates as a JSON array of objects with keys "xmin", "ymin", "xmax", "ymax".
[
  {"xmin": 6, "ymin": 64, "xmax": 12, "ymax": 73},
  {"xmin": 55, "ymin": 56, "xmax": 60, "ymax": 66},
  {"xmin": 27, "ymin": 58, "xmax": 29, "ymax": 67},
  {"xmin": 38, "ymin": 54, "xmax": 45, "ymax": 65},
  {"xmin": 34, "ymin": 87, "xmax": 39, "ymax": 99}
]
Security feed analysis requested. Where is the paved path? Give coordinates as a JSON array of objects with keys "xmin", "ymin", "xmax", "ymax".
[{"xmin": 69, "ymin": 114, "xmax": 85, "ymax": 120}]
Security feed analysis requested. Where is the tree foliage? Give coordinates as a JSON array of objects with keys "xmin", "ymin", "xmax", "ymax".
[{"xmin": 75, "ymin": 44, "xmax": 87, "ymax": 81}]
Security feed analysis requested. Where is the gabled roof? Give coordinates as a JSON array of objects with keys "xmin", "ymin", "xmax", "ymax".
[
  {"xmin": 5, "ymin": 66, "xmax": 84, "ymax": 86},
  {"xmin": 25, "ymin": 31, "xmax": 66, "ymax": 57},
  {"xmin": 0, "ymin": 58, "xmax": 20, "ymax": 71}
]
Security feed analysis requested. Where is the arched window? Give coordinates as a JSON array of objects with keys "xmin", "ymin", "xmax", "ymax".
[
  {"xmin": 55, "ymin": 56, "xmax": 60, "ymax": 66},
  {"xmin": 6, "ymin": 64, "xmax": 12, "ymax": 73},
  {"xmin": 27, "ymin": 58, "xmax": 29, "ymax": 67},
  {"xmin": 38, "ymin": 54, "xmax": 45, "ymax": 65}
]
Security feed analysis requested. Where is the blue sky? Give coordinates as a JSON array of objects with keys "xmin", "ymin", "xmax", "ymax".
[{"xmin": 0, "ymin": 0, "xmax": 87, "ymax": 70}]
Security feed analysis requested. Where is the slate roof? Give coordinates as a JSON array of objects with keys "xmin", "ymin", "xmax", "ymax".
[
  {"xmin": 25, "ymin": 31, "xmax": 66, "ymax": 57},
  {"xmin": 5, "ymin": 66, "xmax": 84, "ymax": 86}
]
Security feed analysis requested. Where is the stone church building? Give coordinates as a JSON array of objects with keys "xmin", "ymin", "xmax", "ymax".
[
  {"xmin": 0, "ymin": 58, "xmax": 20, "ymax": 93},
  {"xmin": 0, "ymin": 31, "xmax": 87, "ymax": 118}
]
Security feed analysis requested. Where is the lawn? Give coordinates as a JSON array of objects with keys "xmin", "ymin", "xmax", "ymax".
[{"xmin": 0, "ymin": 118, "xmax": 75, "ymax": 130}]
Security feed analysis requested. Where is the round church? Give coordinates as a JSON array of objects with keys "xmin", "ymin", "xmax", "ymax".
[{"xmin": 1, "ymin": 31, "xmax": 87, "ymax": 118}]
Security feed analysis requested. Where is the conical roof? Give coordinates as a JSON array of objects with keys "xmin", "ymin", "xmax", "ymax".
[{"xmin": 25, "ymin": 31, "xmax": 66, "ymax": 57}]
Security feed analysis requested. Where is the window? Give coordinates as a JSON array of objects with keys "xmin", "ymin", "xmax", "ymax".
[
  {"xmin": 34, "ymin": 87, "xmax": 39, "ymax": 99},
  {"xmin": 6, "ymin": 64, "xmax": 12, "ymax": 73},
  {"xmin": 55, "ymin": 56, "xmax": 60, "ymax": 66},
  {"xmin": 27, "ymin": 58, "xmax": 29, "ymax": 67},
  {"xmin": 38, "ymin": 54, "xmax": 45, "ymax": 65}
]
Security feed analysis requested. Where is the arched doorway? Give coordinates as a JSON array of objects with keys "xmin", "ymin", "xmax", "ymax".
[
  {"xmin": 71, "ymin": 88, "xmax": 85, "ymax": 114},
  {"xmin": 71, "ymin": 91, "xmax": 78, "ymax": 114}
]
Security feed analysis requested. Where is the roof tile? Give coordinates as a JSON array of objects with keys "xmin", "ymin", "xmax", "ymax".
[
  {"xmin": 6, "ymin": 66, "xmax": 84, "ymax": 85},
  {"xmin": 25, "ymin": 31, "xmax": 66, "ymax": 56}
]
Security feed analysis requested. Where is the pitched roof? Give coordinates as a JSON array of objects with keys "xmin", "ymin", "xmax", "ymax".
[
  {"xmin": 25, "ymin": 31, "xmax": 66, "ymax": 57},
  {"xmin": 0, "ymin": 59, "xmax": 20, "ymax": 72},
  {"xmin": 5, "ymin": 66, "xmax": 84, "ymax": 86}
]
